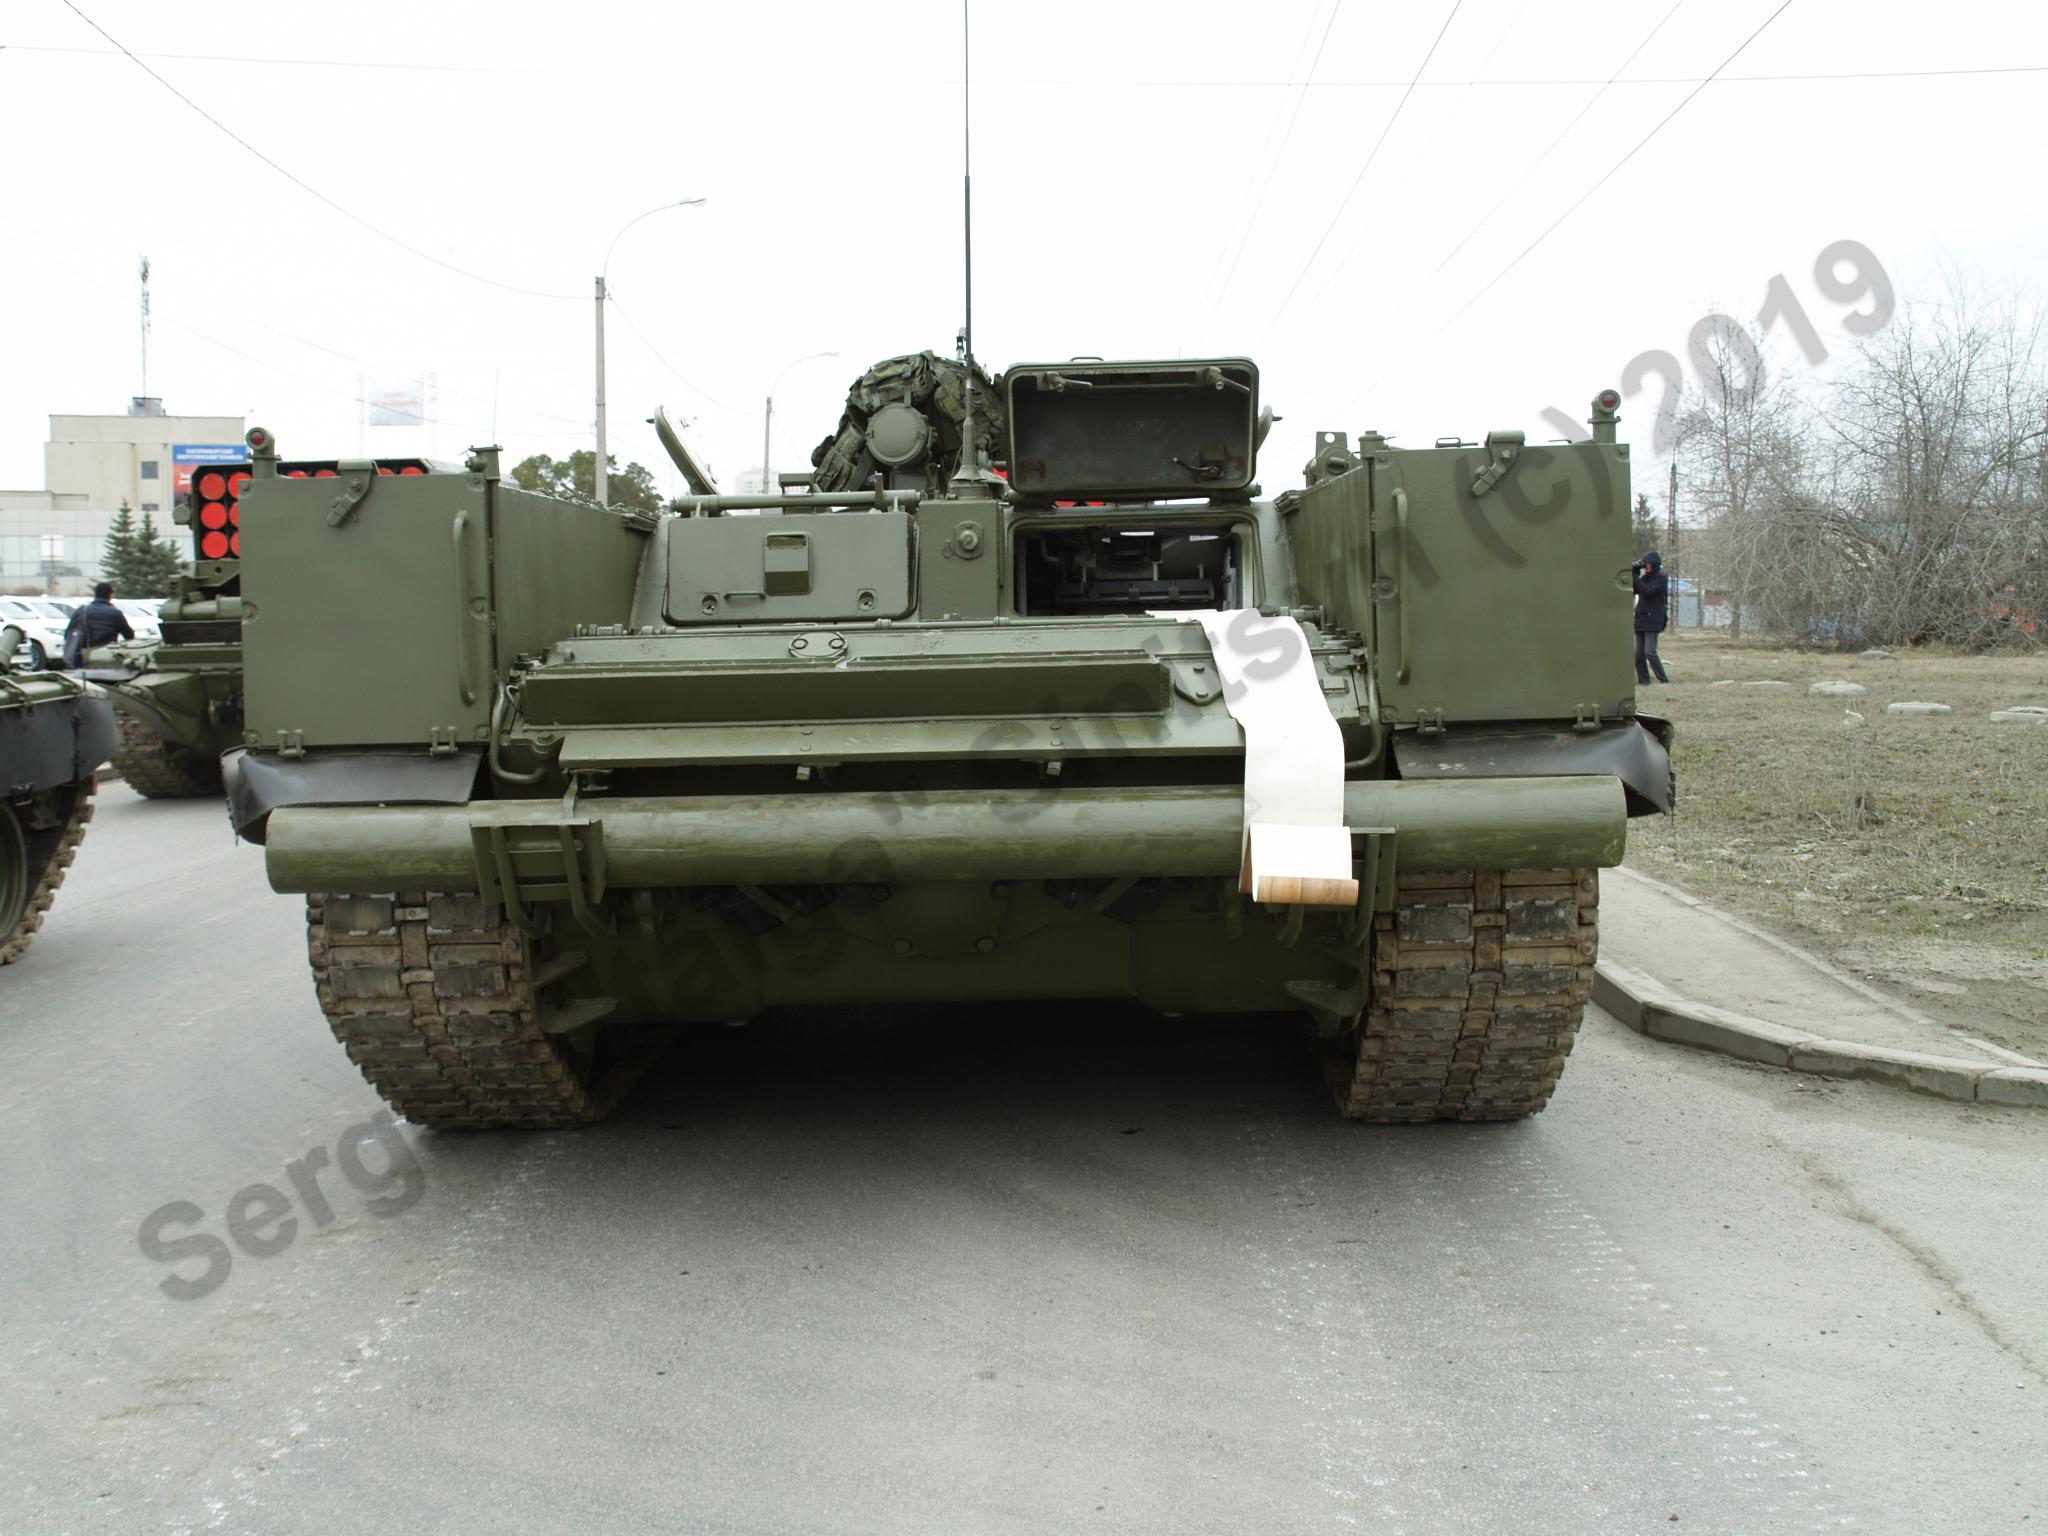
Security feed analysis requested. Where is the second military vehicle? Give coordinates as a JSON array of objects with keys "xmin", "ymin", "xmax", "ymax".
[
  {"xmin": 84, "ymin": 462, "xmax": 248, "ymax": 797},
  {"xmin": 2, "ymin": 623, "xmax": 116, "ymax": 964},
  {"xmin": 220, "ymin": 362, "xmax": 1670, "ymax": 1129}
]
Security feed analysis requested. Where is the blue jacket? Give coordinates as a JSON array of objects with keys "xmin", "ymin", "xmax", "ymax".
[
  {"xmin": 1632, "ymin": 566, "xmax": 1668, "ymax": 633},
  {"xmin": 65, "ymin": 598, "xmax": 135, "ymax": 654}
]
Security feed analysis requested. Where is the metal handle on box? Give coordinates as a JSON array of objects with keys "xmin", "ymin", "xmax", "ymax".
[
  {"xmin": 1390, "ymin": 488, "xmax": 1410, "ymax": 685},
  {"xmin": 453, "ymin": 510, "xmax": 481, "ymax": 706}
]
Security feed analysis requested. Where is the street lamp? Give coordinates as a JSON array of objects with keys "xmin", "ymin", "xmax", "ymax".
[
  {"xmin": 762, "ymin": 350, "xmax": 839, "ymax": 494},
  {"xmin": 596, "ymin": 197, "xmax": 705, "ymax": 505}
]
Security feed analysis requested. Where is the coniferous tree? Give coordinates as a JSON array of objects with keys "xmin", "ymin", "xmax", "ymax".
[
  {"xmin": 1631, "ymin": 492, "xmax": 1658, "ymax": 554},
  {"xmin": 100, "ymin": 500, "xmax": 141, "ymax": 591},
  {"xmin": 131, "ymin": 511, "xmax": 185, "ymax": 597}
]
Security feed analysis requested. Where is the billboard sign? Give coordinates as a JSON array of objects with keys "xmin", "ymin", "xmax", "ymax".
[
  {"xmin": 172, "ymin": 443, "xmax": 244, "ymax": 494},
  {"xmin": 368, "ymin": 382, "xmax": 425, "ymax": 428}
]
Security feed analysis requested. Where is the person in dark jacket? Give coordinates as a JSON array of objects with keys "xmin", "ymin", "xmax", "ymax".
[
  {"xmin": 1631, "ymin": 551, "xmax": 1669, "ymax": 684},
  {"xmin": 61, "ymin": 582, "xmax": 135, "ymax": 665}
]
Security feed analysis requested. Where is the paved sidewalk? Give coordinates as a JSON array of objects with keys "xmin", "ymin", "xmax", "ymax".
[
  {"xmin": 1594, "ymin": 864, "xmax": 2048, "ymax": 1107},
  {"xmin": 1600, "ymin": 866, "xmax": 2038, "ymax": 1066}
]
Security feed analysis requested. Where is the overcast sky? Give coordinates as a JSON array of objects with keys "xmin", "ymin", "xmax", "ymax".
[{"xmin": 3, "ymin": 0, "xmax": 2044, "ymax": 503}]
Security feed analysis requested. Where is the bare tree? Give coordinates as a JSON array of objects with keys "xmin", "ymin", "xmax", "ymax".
[
  {"xmin": 1673, "ymin": 289, "xmax": 2047, "ymax": 650},
  {"xmin": 1819, "ymin": 290, "xmax": 2047, "ymax": 646},
  {"xmin": 1671, "ymin": 319, "xmax": 1814, "ymax": 640}
]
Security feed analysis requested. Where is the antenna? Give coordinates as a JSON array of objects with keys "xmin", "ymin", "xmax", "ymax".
[
  {"xmin": 962, "ymin": 0, "xmax": 973, "ymax": 368},
  {"xmin": 952, "ymin": 0, "xmax": 980, "ymax": 487},
  {"xmin": 138, "ymin": 255, "xmax": 151, "ymax": 399}
]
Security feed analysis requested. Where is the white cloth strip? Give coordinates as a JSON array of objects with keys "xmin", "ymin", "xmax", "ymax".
[{"xmin": 1150, "ymin": 609, "xmax": 1357, "ymax": 906}]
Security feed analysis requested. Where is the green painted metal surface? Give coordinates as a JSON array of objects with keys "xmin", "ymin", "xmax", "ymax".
[{"xmin": 229, "ymin": 366, "xmax": 1663, "ymax": 1027}]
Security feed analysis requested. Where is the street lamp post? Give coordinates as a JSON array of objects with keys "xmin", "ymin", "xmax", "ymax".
[
  {"xmin": 762, "ymin": 350, "xmax": 839, "ymax": 494},
  {"xmin": 595, "ymin": 197, "xmax": 705, "ymax": 505}
]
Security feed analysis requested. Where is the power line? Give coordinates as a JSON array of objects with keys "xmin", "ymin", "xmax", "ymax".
[
  {"xmin": 973, "ymin": 62, "xmax": 2048, "ymax": 87},
  {"xmin": 1303, "ymin": 0, "xmax": 1541, "ymax": 316},
  {"xmin": 1201, "ymin": 0, "xmax": 1345, "ymax": 336},
  {"xmin": 1429, "ymin": 0, "xmax": 1796, "ymax": 341},
  {"xmin": 1262, "ymin": 0, "xmax": 1463, "ymax": 339},
  {"xmin": 244, "ymin": 318, "xmax": 594, "ymax": 428},
  {"xmin": 1309, "ymin": 0, "xmax": 1797, "ymax": 434},
  {"xmin": 602, "ymin": 293, "xmax": 746, "ymax": 415},
  {"xmin": 1190, "ymin": 0, "xmax": 1331, "ymax": 326},
  {"xmin": 1, "ymin": 42, "xmax": 494, "ymax": 71},
  {"xmin": 57, "ymin": 1, "xmax": 579, "ymax": 301},
  {"xmin": 1333, "ymin": 1, "xmax": 1684, "ymax": 333},
  {"xmin": 156, "ymin": 313, "xmax": 589, "ymax": 443}
]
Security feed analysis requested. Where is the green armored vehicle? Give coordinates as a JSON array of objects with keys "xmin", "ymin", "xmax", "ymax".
[
  {"xmin": 223, "ymin": 362, "xmax": 1669, "ymax": 1129},
  {"xmin": 84, "ymin": 462, "xmax": 247, "ymax": 797},
  {"xmin": 2, "ymin": 623, "xmax": 116, "ymax": 963}
]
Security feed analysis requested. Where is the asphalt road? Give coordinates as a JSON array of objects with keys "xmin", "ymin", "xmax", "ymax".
[{"xmin": 2, "ymin": 782, "xmax": 2043, "ymax": 1535}]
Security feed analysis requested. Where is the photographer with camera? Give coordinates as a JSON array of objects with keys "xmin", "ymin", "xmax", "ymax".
[{"xmin": 1631, "ymin": 551, "xmax": 1669, "ymax": 684}]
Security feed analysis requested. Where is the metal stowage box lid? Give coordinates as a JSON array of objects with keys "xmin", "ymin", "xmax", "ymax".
[{"xmin": 1004, "ymin": 358, "xmax": 1260, "ymax": 500}]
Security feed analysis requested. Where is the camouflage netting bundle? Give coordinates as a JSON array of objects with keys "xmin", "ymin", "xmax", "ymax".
[{"xmin": 810, "ymin": 351, "xmax": 1005, "ymax": 494}]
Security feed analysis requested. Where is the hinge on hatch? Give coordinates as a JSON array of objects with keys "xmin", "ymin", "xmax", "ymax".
[
  {"xmin": 323, "ymin": 460, "xmax": 379, "ymax": 527},
  {"xmin": 1469, "ymin": 431, "xmax": 1526, "ymax": 498},
  {"xmin": 1414, "ymin": 708, "xmax": 1446, "ymax": 735},
  {"xmin": 428, "ymin": 725, "xmax": 460, "ymax": 755},
  {"xmin": 277, "ymin": 728, "xmax": 306, "ymax": 759},
  {"xmin": 1573, "ymin": 702, "xmax": 1602, "ymax": 733}
]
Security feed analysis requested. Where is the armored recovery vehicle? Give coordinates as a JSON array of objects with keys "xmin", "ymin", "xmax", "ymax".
[
  {"xmin": 1, "ymin": 623, "xmax": 116, "ymax": 963},
  {"xmin": 223, "ymin": 361, "xmax": 1670, "ymax": 1129}
]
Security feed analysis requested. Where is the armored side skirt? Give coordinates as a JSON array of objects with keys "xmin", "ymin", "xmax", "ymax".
[
  {"xmin": 1, "ymin": 687, "xmax": 117, "ymax": 790},
  {"xmin": 262, "ymin": 776, "xmax": 1626, "ymax": 895}
]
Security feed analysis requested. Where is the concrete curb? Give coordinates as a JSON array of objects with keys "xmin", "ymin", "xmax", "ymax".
[{"xmin": 1591, "ymin": 961, "xmax": 2048, "ymax": 1110}]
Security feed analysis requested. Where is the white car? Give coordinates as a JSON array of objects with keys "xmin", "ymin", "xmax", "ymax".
[
  {"xmin": 122, "ymin": 598, "xmax": 164, "ymax": 641},
  {"xmin": 0, "ymin": 597, "xmax": 67, "ymax": 669}
]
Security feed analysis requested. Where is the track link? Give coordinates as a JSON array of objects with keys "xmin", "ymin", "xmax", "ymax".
[
  {"xmin": 1324, "ymin": 867, "xmax": 1598, "ymax": 1122},
  {"xmin": 112, "ymin": 712, "xmax": 222, "ymax": 800},
  {"xmin": 1, "ymin": 783, "xmax": 95, "ymax": 965},
  {"xmin": 307, "ymin": 892, "xmax": 655, "ymax": 1130}
]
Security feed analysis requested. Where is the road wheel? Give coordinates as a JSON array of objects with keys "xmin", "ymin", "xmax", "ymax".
[
  {"xmin": 0, "ymin": 784, "xmax": 95, "ymax": 966},
  {"xmin": 111, "ymin": 712, "xmax": 222, "ymax": 799},
  {"xmin": 1319, "ymin": 868, "xmax": 1598, "ymax": 1122}
]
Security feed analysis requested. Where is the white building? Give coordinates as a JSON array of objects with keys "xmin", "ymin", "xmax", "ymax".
[{"xmin": 0, "ymin": 397, "xmax": 244, "ymax": 595}]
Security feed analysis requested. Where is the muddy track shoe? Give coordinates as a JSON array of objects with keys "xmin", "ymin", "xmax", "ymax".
[
  {"xmin": 306, "ymin": 891, "xmax": 662, "ymax": 1129},
  {"xmin": 0, "ymin": 784, "xmax": 95, "ymax": 966},
  {"xmin": 112, "ymin": 712, "xmax": 223, "ymax": 800},
  {"xmin": 1322, "ymin": 868, "xmax": 1598, "ymax": 1122}
]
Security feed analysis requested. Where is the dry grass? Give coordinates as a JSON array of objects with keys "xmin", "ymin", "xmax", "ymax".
[{"xmin": 1624, "ymin": 631, "xmax": 2048, "ymax": 1046}]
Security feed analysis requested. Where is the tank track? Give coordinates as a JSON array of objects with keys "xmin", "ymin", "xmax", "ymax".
[
  {"xmin": 112, "ymin": 712, "xmax": 222, "ymax": 799},
  {"xmin": 1, "ymin": 783, "xmax": 95, "ymax": 966},
  {"xmin": 1323, "ymin": 867, "xmax": 1598, "ymax": 1122},
  {"xmin": 306, "ymin": 891, "xmax": 656, "ymax": 1130}
]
